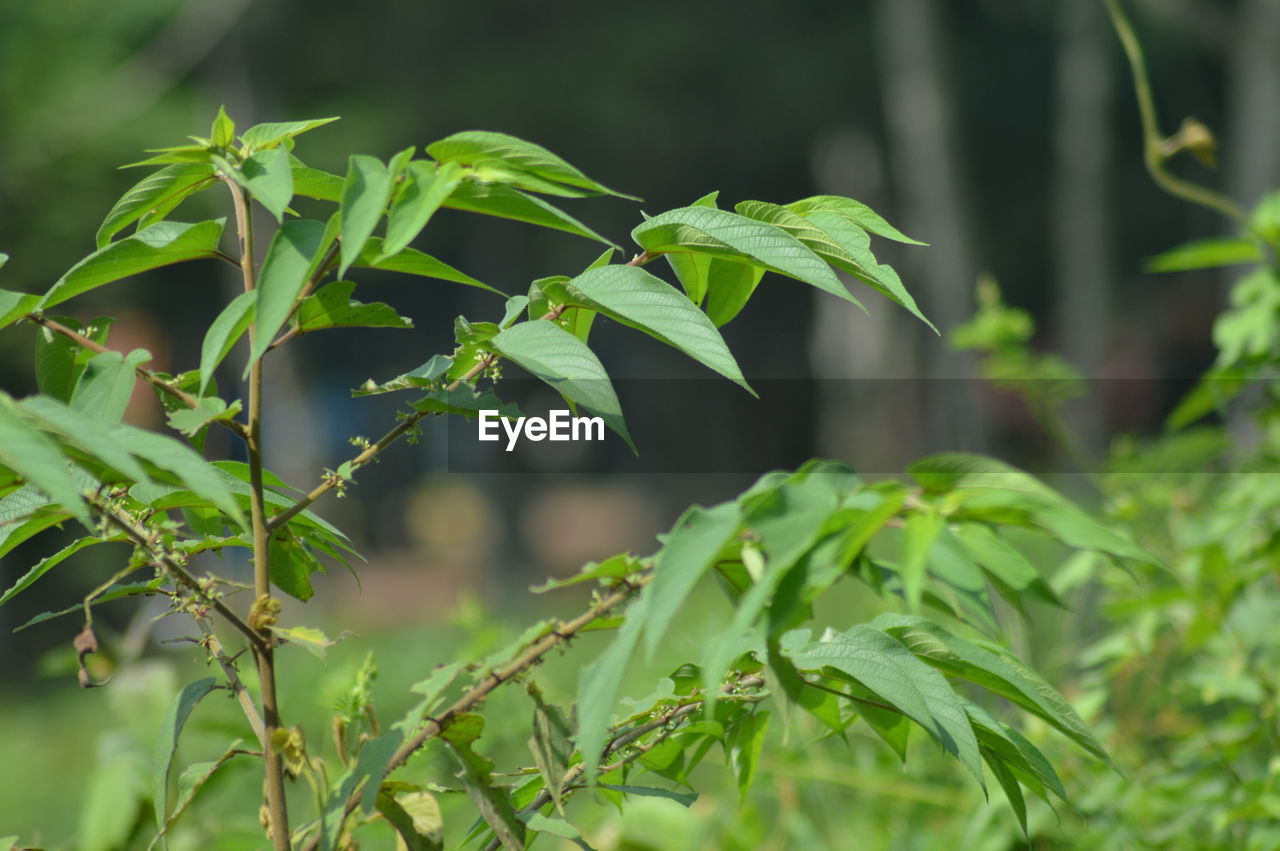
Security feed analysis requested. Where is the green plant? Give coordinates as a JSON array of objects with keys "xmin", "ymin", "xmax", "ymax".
[{"xmin": 0, "ymin": 111, "xmax": 1130, "ymax": 850}]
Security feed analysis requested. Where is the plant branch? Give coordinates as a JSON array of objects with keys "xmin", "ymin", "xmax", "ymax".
[
  {"xmin": 1104, "ymin": 0, "xmax": 1263, "ymax": 242},
  {"xmin": 501, "ymin": 672, "xmax": 767, "ymax": 839},
  {"xmin": 26, "ymin": 314, "xmax": 250, "ymax": 441},
  {"xmin": 297, "ymin": 571, "xmax": 654, "ymax": 851},
  {"xmin": 226, "ymin": 177, "xmax": 292, "ymax": 851},
  {"xmin": 95, "ymin": 503, "xmax": 266, "ymax": 653},
  {"xmin": 201, "ymin": 622, "xmax": 268, "ymax": 746}
]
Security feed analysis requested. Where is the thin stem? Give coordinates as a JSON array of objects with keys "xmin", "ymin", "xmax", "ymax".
[
  {"xmin": 202, "ymin": 623, "xmax": 268, "ymax": 746},
  {"xmin": 297, "ymin": 571, "xmax": 654, "ymax": 851},
  {"xmin": 266, "ymin": 353, "xmax": 496, "ymax": 532},
  {"xmin": 97, "ymin": 507, "xmax": 266, "ymax": 653},
  {"xmin": 802, "ymin": 679, "xmax": 898, "ymax": 713},
  {"xmin": 226, "ymin": 178, "xmax": 291, "ymax": 851},
  {"xmin": 487, "ymin": 674, "xmax": 766, "ymax": 850},
  {"xmin": 1104, "ymin": 0, "xmax": 1266, "ymax": 247},
  {"xmin": 26, "ymin": 314, "xmax": 249, "ymax": 441}
]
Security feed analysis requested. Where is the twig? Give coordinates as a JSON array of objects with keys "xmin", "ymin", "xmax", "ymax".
[
  {"xmin": 297, "ymin": 571, "xmax": 654, "ymax": 851},
  {"xmin": 202, "ymin": 623, "xmax": 268, "ymax": 746},
  {"xmin": 26, "ymin": 314, "xmax": 249, "ymax": 441},
  {"xmin": 97, "ymin": 505, "xmax": 266, "ymax": 653},
  {"xmin": 1104, "ymin": 0, "xmax": 1265, "ymax": 245}
]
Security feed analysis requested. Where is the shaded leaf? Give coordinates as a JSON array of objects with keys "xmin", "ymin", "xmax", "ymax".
[
  {"xmin": 339, "ymin": 154, "xmax": 394, "ymax": 275},
  {"xmin": 445, "ymin": 179, "xmax": 617, "ymax": 246},
  {"xmin": 383, "ymin": 161, "xmax": 464, "ymax": 257},
  {"xmin": 96, "ymin": 163, "xmax": 216, "ymax": 247},
  {"xmin": 42, "ymin": 220, "xmax": 226, "ymax": 308},
  {"xmin": 249, "ymin": 219, "xmax": 330, "ymax": 369},
  {"xmin": 152, "ymin": 678, "xmax": 217, "ymax": 830}
]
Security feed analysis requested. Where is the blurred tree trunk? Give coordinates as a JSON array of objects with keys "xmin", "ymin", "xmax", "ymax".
[
  {"xmin": 873, "ymin": 0, "xmax": 986, "ymax": 453},
  {"xmin": 1225, "ymin": 0, "xmax": 1280, "ymax": 210},
  {"xmin": 1052, "ymin": 0, "xmax": 1113, "ymax": 461}
]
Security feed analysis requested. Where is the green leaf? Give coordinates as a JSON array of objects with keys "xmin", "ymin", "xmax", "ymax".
[
  {"xmin": 321, "ymin": 732, "xmax": 405, "ymax": 851},
  {"xmin": 166, "ymin": 396, "xmax": 240, "ymax": 436},
  {"xmin": 291, "ymin": 157, "xmax": 344, "ymax": 201},
  {"xmin": 871, "ymin": 613, "xmax": 1110, "ymax": 765},
  {"xmin": 441, "ymin": 716, "xmax": 525, "ymax": 850},
  {"xmin": 445, "ymin": 179, "xmax": 617, "ymax": 246},
  {"xmin": 42, "ymin": 220, "xmax": 226, "ymax": 308},
  {"xmin": 0, "ymin": 289, "xmax": 39, "ymax": 331},
  {"xmin": 240, "ymin": 117, "xmax": 339, "ymax": 151},
  {"xmin": 111, "ymin": 423, "xmax": 245, "ymax": 526},
  {"xmin": 96, "ymin": 163, "xmax": 216, "ymax": 247},
  {"xmin": 952, "ymin": 523, "xmax": 1063, "ymax": 609},
  {"xmin": 228, "ymin": 147, "xmax": 293, "ymax": 222},
  {"xmin": 428, "ymin": 130, "xmax": 636, "ymax": 199},
  {"xmin": 642, "ymin": 502, "xmax": 741, "ymax": 656},
  {"xmin": 900, "ymin": 509, "xmax": 943, "ymax": 613},
  {"xmin": 0, "ymin": 397, "xmax": 90, "ymax": 524},
  {"xmin": 35, "ymin": 316, "xmax": 113, "ymax": 402},
  {"xmin": 786, "ymin": 195, "xmax": 925, "ymax": 245},
  {"xmin": 408, "ymin": 385, "xmax": 518, "ymax": 419},
  {"xmin": 21, "ymin": 395, "xmax": 150, "ymax": 482},
  {"xmin": 544, "ymin": 265, "xmax": 752, "ymax": 392},
  {"xmin": 0, "ymin": 535, "xmax": 111, "ymax": 607},
  {"xmin": 729, "ymin": 710, "xmax": 770, "ymax": 801},
  {"xmin": 663, "ymin": 191, "xmax": 720, "ymax": 303},
  {"xmin": 339, "ymin": 154, "xmax": 394, "ymax": 275},
  {"xmin": 576, "ymin": 596, "xmax": 649, "ymax": 782},
  {"xmin": 152, "ymin": 741, "xmax": 246, "ymax": 846},
  {"xmin": 271, "ymin": 624, "xmax": 340, "ymax": 658},
  {"xmin": 152, "ymin": 677, "xmax": 217, "ymax": 830},
  {"xmin": 383, "ymin": 161, "xmax": 464, "ymax": 257},
  {"xmin": 199, "ymin": 291, "xmax": 254, "ymax": 394},
  {"xmin": 528, "ymin": 686, "xmax": 574, "ymax": 814},
  {"xmin": 294, "ymin": 280, "xmax": 412, "ymax": 333},
  {"xmin": 15, "ymin": 578, "xmax": 163, "ymax": 631},
  {"xmin": 763, "ymin": 199, "xmax": 933, "ymax": 330},
  {"xmin": 985, "ymin": 747, "xmax": 1027, "ymax": 835},
  {"xmin": 1144, "ymin": 237, "xmax": 1263, "ymax": 272},
  {"xmin": 376, "ymin": 790, "xmax": 444, "ymax": 851},
  {"xmin": 489, "ymin": 321, "xmax": 631, "ymax": 450},
  {"xmin": 965, "ymin": 700, "xmax": 1066, "ymax": 804},
  {"xmin": 210, "ymin": 106, "xmax": 235, "ymax": 148},
  {"xmin": 269, "ymin": 529, "xmax": 324, "ymax": 602},
  {"xmin": 632, "ymin": 206, "xmax": 861, "ymax": 309},
  {"xmin": 785, "ymin": 625, "xmax": 983, "ymax": 787},
  {"xmin": 599, "ymin": 784, "xmax": 697, "ymax": 808},
  {"xmin": 354, "ymin": 238, "xmax": 500, "ymax": 294},
  {"xmin": 249, "ymin": 219, "xmax": 330, "ymax": 369},
  {"xmin": 71, "ymin": 349, "xmax": 150, "ymax": 423},
  {"xmin": 704, "ymin": 259, "xmax": 766, "ymax": 327}
]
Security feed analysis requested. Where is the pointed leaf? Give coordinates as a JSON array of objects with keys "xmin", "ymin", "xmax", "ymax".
[
  {"xmin": 0, "ymin": 536, "xmax": 112, "ymax": 607},
  {"xmin": 900, "ymin": 510, "xmax": 943, "ymax": 612},
  {"xmin": 229, "ymin": 147, "xmax": 293, "ymax": 222},
  {"xmin": 20, "ymin": 396, "xmax": 150, "ymax": 482},
  {"xmin": 383, "ymin": 161, "xmax": 464, "ymax": 257},
  {"xmin": 241, "ymin": 117, "xmax": 339, "ymax": 151},
  {"xmin": 354, "ymin": 238, "xmax": 499, "ymax": 294},
  {"xmin": 445, "ymin": 179, "xmax": 617, "ymax": 246},
  {"xmin": 71, "ymin": 349, "xmax": 150, "ymax": 423},
  {"xmin": 786, "ymin": 195, "xmax": 925, "ymax": 245},
  {"xmin": 200, "ymin": 291, "xmax": 254, "ymax": 393},
  {"xmin": 152, "ymin": 678, "xmax": 217, "ymax": 829},
  {"xmin": 642, "ymin": 502, "xmax": 740, "ymax": 657},
  {"xmin": 42, "ymin": 220, "xmax": 226, "ymax": 308},
  {"xmin": 576, "ymin": 596, "xmax": 648, "ymax": 782},
  {"xmin": 428, "ymin": 130, "xmax": 635, "ymax": 199},
  {"xmin": 96, "ymin": 163, "xmax": 216, "ymax": 248},
  {"xmin": 872, "ymin": 613, "xmax": 1110, "ymax": 765},
  {"xmin": 544, "ymin": 265, "xmax": 751, "ymax": 392},
  {"xmin": 249, "ymin": 219, "xmax": 329, "ymax": 368},
  {"xmin": 489, "ymin": 321, "xmax": 631, "ymax": 449},
  {"xmin": 632, "ymin": 206, "xmax": 861, "ymax": 309},
  {"xmin": 0, "ymin": 289, "xmax": 40, "ymax": 331},
  {"xmin": 0, "ymin": 397, "xmax": 90, "ymax": 523},
  {"xmin": 294, "ymin": 281, "xmax": 412, "ymax": 333},
  {"xmin": 339, "ymin": 155, "xmax": 394, "ymax": 275}
]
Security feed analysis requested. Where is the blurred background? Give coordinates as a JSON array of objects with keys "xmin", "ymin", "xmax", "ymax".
[{"xmin": 1, "ymin": 0, "xmax": 1277, "ymax": 847}]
